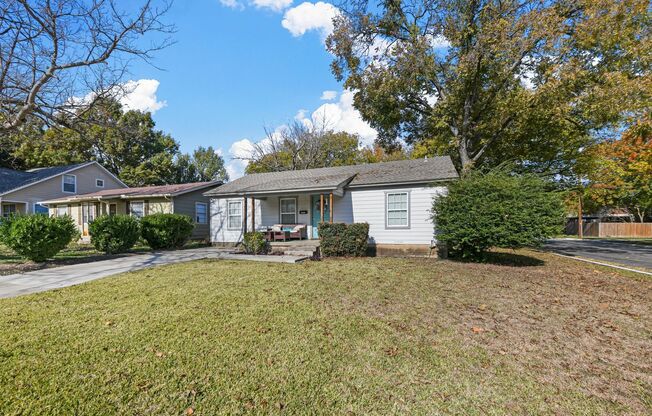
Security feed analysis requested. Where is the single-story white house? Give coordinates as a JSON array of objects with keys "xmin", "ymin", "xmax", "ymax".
[{"xmin": 204, "ymin": 157, "xmax": 458, "ymax": 255}]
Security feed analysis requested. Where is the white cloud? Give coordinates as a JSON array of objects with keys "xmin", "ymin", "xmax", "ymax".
[
  {"xmin": 427, "ymin": 34, "xmax": 450, "ymax": 49},
  {"xmin": 226, "ymin": 138, "xmax": 255, "ymax": 179},
  {"xmin": 67, "ymin": 79, "xmax": 166, "ymax": 114},
  {"xmin": 281, "ymin": 2, "xmax": 339, "ymax": 39},
  {"xmin": 118, "ymin": 79, "xmax": 167, "ymax": 113},
  {"xmin": 252, "ymin": 0, "xmax": 293, "ymax": 11},
  {"xmin": 219, "ymin": 0, "xmax": 243, "ymax": 9},
  {"xmin": 320, "ymin": 90, "xmax": 337, "ymax": 100},
  {"xmin": 299, "ymin": 89, "xmax": 377, "ymax": 146}
]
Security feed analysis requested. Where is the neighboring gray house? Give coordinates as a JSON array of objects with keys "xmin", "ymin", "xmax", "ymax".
[
  {"xmin": 0, "ymin": 162, "xmax": 126, "ymax": 218},
  {"xmin": 204, "ymin": 157, "xmax": 458, "ymax": 255},
  {"xmin": 43, "ymin": 181, "xmax": 222, "ymax": 240}
]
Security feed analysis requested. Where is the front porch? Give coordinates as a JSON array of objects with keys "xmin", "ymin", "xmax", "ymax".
[{"xmin": 240, "ymin": 191, "xmax": 342, "ymax": 241}]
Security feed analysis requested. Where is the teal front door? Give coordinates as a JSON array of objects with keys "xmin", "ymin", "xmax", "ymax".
[{"xmin": 311, "ymin": 194, "xmax": 330, "ymax": 238}]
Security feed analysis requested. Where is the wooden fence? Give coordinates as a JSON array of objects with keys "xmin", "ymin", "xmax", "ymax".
[{"xmin": 580, "ymin": 222, "xmax": 652, "ymax": 238}]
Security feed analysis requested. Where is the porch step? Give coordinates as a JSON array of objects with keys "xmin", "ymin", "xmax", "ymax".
[{"xmin": 283, "ymin": 250, "xmax": 317, "ymax": 257}]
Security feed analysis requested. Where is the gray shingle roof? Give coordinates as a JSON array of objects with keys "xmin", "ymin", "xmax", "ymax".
[
  {"xmin": 205, "ymin": 157, "xmax": 458, "ymax": 196},
  {"xmin": 0, "ymin": 162, "xmax": 92, "ymax": 195}
]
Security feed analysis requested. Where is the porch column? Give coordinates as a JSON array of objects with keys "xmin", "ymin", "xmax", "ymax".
[
  {"xmin": 251, "ymin": 197, "xmax": 255, "ymax": 232},
  {"xmin": 243, "ymin": 196, "xmax": 248, "ymax": 234},
  {"xmin": 320, "ymin": 194, "xmax": 324, "ymax": 223},
  {"xmin": 329, "ymin": 193, "xmax": 333, "ymax": 223}
]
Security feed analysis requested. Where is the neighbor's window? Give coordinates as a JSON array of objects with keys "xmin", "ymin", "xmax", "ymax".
[
  {"xmin": 227, "ymin": 200, "xmax": 242, "ymax": 229},
  {"xmin": 34, "ymin": 203, "xmax": 49, "ymax": 215},
  {"xmin": 386, "ymin": 192, "xmax": 409, "ymax": 227},
  {"xmin": 279, "ymin": 198, "xmax": 297, "ymax": 224},
  {"xmin": 130, "ymin": 201, "xmax": 144, "ymax": 218},
  {"xmin": 196, "ymin": 202, "xmax": 207, "ymax": 224},
  {"xmin": 96, "ymin": 178, "xmax": 105, "ymax": 188},
  {"xmin": 2, "ymin": 204, "xmax": 16, "ymax": 218},
  {"xmin": 62, "ymin": 174, "xmax": 76, "ymax": 193},
  {"xmin": 57, "ymin": 205, "xmax": 68, "ymax": 217},
  {"xmin": 109, "ymin": 204, "xmax": 117, "ymax": 216}
]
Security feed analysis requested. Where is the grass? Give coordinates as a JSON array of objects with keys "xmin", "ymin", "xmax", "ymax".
[
  {"xmin": 1, "ymin": 252, "xmax": 651, "ymax": 415},
  {"xmin": 0, "ymin": 241, "xmax": 208, "ymax": 275}
]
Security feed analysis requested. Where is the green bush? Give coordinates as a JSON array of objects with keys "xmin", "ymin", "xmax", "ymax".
[
  {"xmin": 140, "ymin": 213, "xmax": 194, "ymax": 250},
  {"xmin": 89, "ymin": 215, "xmax": 140, "ymax": 254},
  {"xmin": 0, "ymin": 214, "xmax": 79, "ymax": 262},
  {"xmin": 432, "ymin": 169, "xmax": 565, "ymax": 259},
  {"xmin": 318, "ymin": 222, "xmax": 369, "ymax": 257},
  {"xmin": 242, "ymin": 232, "xmax": 268, "ymax": 254}
]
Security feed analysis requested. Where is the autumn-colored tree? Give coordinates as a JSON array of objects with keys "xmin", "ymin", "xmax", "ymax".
[
  {"xmin": 328, "ymin": 0, "xmax": 650, "ymax": 173},
  {"xmin": 585, "ymin": 116, "xmax": 652, "ymax": 222}
]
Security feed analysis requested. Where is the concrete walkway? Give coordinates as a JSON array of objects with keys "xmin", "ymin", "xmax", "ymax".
[{"xmin": 0, "ymin": 248, "xmax": 307, "ymax": 299}]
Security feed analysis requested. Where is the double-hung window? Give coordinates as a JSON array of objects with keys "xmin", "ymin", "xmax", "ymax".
[
  {"xmin": 62, "ymin": 174, "xmax": 76, "ymax": 193},
  {"xmin": 195, "ymin": 202, "xmax": 207, "ymax": 224},
  {"xmin": 130, "ymin": 201, "xmax": 144, "ymax": 218},
  {"xmin": 2, "ymin": 204, "xmax": 16, "ymax": 218},
  {"xmin": 386, "ymin": 192, "xmax": 409, "ymax": 228},
  {"xmin": 279, "ymin": 198, "xmax": 297, "ymax": 224},
  {"xmin": 227, "ymin": 200, "xmax": 242, "ymax": 230},
  {"xmin": 57, "ymin": 205, "xmax": 69, "ymax": 217}
]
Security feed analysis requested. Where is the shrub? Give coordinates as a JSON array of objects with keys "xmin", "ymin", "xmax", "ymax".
[
  {"xmin": 89, "ymin": 215, "xmax": 140, "ymax": 254},
  {"xmin": 242, "ymin": 232, "xmax": 268, "ymax": 254},
  {"xmin": 432, "ymin": 169, "xmax": 565, "ymax": 259},
  {"xmin": 140, "ymin": 213, "xmax": 194, "ymax": 250},
  {"xmin": 318, "ymin": 222, "xmax": 369, "ymax": 257},
  {"xmin": 0, "ymin": 214, "xmax": 79, "ymax": 262}
]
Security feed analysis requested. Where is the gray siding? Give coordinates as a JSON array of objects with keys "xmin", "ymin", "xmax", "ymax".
[
  {"xmin": 2, "ymin": 163, "xmax": 125, "ymax": 213},
  {"xmin": 173, "ymin": 188, "xmax": 215, "ymax": 240}
]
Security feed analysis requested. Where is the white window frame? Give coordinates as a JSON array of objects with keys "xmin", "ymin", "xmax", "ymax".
[
  {"xmin": 129, "ymin": 201, "xmax": 145, "ymax": 218},
  {"xmin": 227, "ymin": 200, "xmax": 242, "ymax": 230},
  {"xmin": 33, "ymin": 202, "xmax": 49, "ymax": 215},
  {"xmin": 96, "ymin": 178, "xmax": 105, "ymax": 188},
  {"xmin": 279, "ymin": 197, "xmax": 297, "ymax": 224},
  {"xmin": 2, "ymin": 203, "xmax": 17, "ymax": 218},
  {"xmin": 56, "ymin": 205, "xmax": 69, "ymax": 217},
  {"xmin": 62, "ymin": 174, "xmax": 77, "ymax": 193},
  {"xmin": 195, "ymin": 202, "xmax": 208, "ymax": 224},
  {"xmin": 385, "ymin": 191, "xmax": 410, "ymax": 229}
]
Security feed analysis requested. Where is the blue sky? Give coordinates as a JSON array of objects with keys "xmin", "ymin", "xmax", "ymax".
[{"xmin": 121, "ymin": 0, "xmax": 375, "ymax": 178}]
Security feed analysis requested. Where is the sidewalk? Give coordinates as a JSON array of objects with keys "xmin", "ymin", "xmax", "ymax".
[{"xmin": 0, "ymin": 248, "xmax": 307, "ymax": 299}]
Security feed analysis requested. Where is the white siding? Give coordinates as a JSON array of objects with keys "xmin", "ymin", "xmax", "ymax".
[
  {"xmin": 346, "ymin": 185, "xmax": 447, "ymax": 245},
  {"xmin": 209, "ymin": 185, "xmax": 447, "ymax": 245}
]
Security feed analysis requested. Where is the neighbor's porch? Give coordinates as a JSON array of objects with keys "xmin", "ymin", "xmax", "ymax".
[{"xmin": 0, "ymin": 200, "xmax": 28, "ymax": 218}]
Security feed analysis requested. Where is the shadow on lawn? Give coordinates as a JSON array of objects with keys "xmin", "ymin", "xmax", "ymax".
[{"xmin": 449, "ymin": 250, "xmax": 545, "ymax": 267}]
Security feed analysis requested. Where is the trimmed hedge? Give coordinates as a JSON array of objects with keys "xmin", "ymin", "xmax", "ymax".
[
  {"xmin": 242, "ymin": 232, "xmax": 268, "ymax": 254},
  {"xmin": 0, "ymin": 214, "xmax": 79, "ymax": 262},
  {"xmin": 318, "ymin": 222, "xmax": 369, "ymax": 257},
  {"xmin": 89, "ymin": 215, "xmax": 140, "ymax": 254},
  {"xmin": 432, "ymin": 169, "xmax": 565, "ymax": 259},
  {"xmin": 140, "ymin": 213, "xmax": 194, "ymax": 250}
]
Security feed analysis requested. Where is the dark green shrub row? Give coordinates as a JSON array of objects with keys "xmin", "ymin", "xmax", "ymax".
[
  {"xmin": 318, "ymin": 222, "xmax": 369, "ymax": 257},
  {"xmin": 0, "ymin": 214, "xmax": 79, "ymax": 262},
  {"xmin": 432, "ymin": 169, "xmax": 565, "ymax": 259},
  {"xmin": 242, "ymin": 232, "xmax": 268, "ymax": 254},
  {"xmin": 140, "ymin": 213, "xmax": 194, "ymax": 250},
  {"xmin": 89, "ymin": 215, "xmax": 141, "ymax": 254}
]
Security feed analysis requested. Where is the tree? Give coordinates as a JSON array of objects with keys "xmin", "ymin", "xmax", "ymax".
[
  {"xmin": 174, "ymin": 146, "xmax": 229, "ymax": 183},
  {"xmin": 584, "ymin": 116, "xmax": 652, "ymax": 222},
  {"xmin": 0, "ymin": 0, "xmax": 174, "ymax": 132},
  {"xmin": 243, "ymin": 121, "xmax": 363, "ymax": 173},
  {"xmin": 328, "ymin": 0, "xmax": 650, "ymax": 172},
  {"xmin": 432, "ymin": 168, "xmax": 565, "ymax": 259},
  {"xmin": 9, "ymin": 98, "xmax": 180, "ymax": 186}
]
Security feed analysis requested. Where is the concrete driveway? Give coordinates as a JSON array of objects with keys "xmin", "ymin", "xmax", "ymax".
[
  {"xmin": 0, "ymin": 248, "xmax": 307, "ymax": 299},
  {"xmin": 544, "ymin": 239, "xmax": 652, "ymax": 271}
]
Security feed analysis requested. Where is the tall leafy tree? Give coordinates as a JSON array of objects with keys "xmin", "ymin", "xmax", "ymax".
[
  {"xmin": 328, "ymin": 0, "xmax": 650, "ymax": 172},
  {"xmin": 243, "ymin": 121, "xmax": 364, "ymax": 173},
  {"xmin": 174, "ymin": 146, "xmax": 229, "ymax": 183},
  {"xmin": 584, "ymin": 116, "xmax": 652, "ymax": 222}
]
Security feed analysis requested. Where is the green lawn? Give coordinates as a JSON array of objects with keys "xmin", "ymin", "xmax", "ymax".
[{"xmin": 1, "ymin": 253, "xmax": 650, "ymax": 415}]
